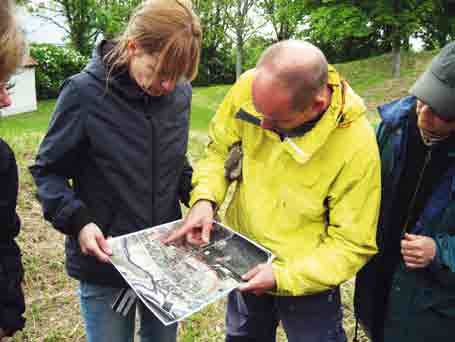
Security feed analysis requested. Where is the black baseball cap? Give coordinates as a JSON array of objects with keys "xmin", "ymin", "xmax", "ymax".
[{"xmin": 410, "ymin": 41, "xmax": 455, "ymax": 121}]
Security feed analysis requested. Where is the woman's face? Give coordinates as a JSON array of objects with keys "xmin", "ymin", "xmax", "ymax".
[
  {"xmin": 128, "ymin": 42, "xmax": 181, "ymax": 97},
  {"xmin": 0, "ymin": 80, "xmax": 12, "ymax": 109}
]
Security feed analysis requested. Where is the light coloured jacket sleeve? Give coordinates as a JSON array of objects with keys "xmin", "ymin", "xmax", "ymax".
[
  {"xmin": 273, "ymin": 146, "xmax": 380, "ymax": 295},
  {"xmin": 189, "ymin": 80, "xmax": 243, "ymax": 207}
]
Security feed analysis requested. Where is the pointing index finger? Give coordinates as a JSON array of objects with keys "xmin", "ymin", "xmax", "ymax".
[{"xmin": 164, "ymin": 229, "xmax": 185, "ymax": 244}]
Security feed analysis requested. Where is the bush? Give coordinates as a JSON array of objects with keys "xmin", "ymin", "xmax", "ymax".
[{"xmin": 30, "ymin": 44, "xmax": 89, "ymax": 100}]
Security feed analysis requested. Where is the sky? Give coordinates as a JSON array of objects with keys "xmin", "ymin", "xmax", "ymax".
[{"xmin": 17, "ymin": 6, "xmax": 66, "ymax": 45}]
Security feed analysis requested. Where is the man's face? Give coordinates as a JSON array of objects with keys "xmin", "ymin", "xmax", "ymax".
[
  {"xmin": 251, "ymin": 73, "xmax": 309, "ymax": 130},
  {"xmin": 416, "ymin": 99, "xmax": 455, "ymax": 136},
  {"xmin": 0, "ymin": 80, "xmax": 12, "ymax": 109},
  {"xmin": 128, "ymin": 46, "xmax": 181, "ymax": 97}
]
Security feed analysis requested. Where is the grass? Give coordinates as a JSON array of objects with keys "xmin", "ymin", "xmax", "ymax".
[
  {"xmin": 0, "ymin": 100, "xmax": 56, "ymax": 139},
  {"xmin": 2, "ymin": 49, "xmax": 439, "ymax": 341},
  {"xmin": 0, "ymin": 86, "xmax": 231, "ymax": 138},
  {"xmin": 336, "ymin": 50, "xmax": 435, "ymax": 123}
]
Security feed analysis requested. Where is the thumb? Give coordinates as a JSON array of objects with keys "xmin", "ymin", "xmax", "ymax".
[
  {"xmin": 242, "ymin": 264, "xmax": 261, "ymax": 281},
  {"xmin": 96, "ymin": 233, "xmax": 112, "ymax": 255}
]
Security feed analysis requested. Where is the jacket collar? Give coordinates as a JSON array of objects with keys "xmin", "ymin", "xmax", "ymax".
[
  {"xmin": 378, "ymin": 95, "xmax": 416, "ymax": 129},
  {"xmin": 237, "ymin": 66, "xmax": 366, "ymax": 165},
  {"xmin": 281, "ymin": 66, "xmax": 366, "ymax": 164}
]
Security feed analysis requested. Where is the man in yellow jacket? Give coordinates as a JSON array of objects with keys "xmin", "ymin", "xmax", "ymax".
[{"xmin": 167, "ymin": 40, "xmax": 380, "ymax": 342}]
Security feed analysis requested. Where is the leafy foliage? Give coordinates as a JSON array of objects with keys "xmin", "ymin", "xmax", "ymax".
[
  {"xmin": 259, "ymin": 0, "xmax": 306, "ymax": 41},
  {"xmin": 193, "ymin": 0, "xmax": 236, "ymax": 85},
  {"xmin": 25, "ymin": 0, "xmax": 100, "ymax": 56},
  {"xmin": 26, "ymin": 0, "xmax": 142, "ymax": 56},
  {"xmin": 303, "ymin": 3, "xmax": 387, "ymax": 63},
  {"xmin": 30, "ymin": 44, "xmax": 89, "ymax": 100},
  {"xmin": 303, "ymin": 0, "xmax": 432, "ymax": 74},
  {"xmin": 416, "ymin": 0, "xmax": 455, "ymax": 49},
  {"xmin": 93, "ymin": 0, "xmax": 143, "ymax": 40},
  {"xmin": 22, "ymin": 0, "xmax": 455, "ymax": 85},
  {"xmin": 225, "ymin": 0, "xmax": 266, "ymax": 79}
]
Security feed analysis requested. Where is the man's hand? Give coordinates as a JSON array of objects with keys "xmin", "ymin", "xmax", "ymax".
[
  {"xmin": 238, "ymin": 263, "xmax": 276, "ymax": 296},
  {"xmin": 78, "ymin": 223, "xmax": 112, "ymax": 263},
  {"xmin": 401, "ymin": 233, "xmax": 436, "ymax": 269},
  {"xmin": 165, "ymin": 200, "xmax": 214, "ymax": 246}
]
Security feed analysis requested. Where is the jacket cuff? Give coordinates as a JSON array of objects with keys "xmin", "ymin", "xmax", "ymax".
[
  {"xmin": 429, "ymin": 234, "xmax": 446, "ymax": 272},
  {"xmin": 428, "ymin": 247, "xmax": 442, "ymax": 273},
  {"xmin": 272, "ymin": 263, "xmax": 297, "ymax": 296},
  {"xmin": 69, "ymin": 207, "xmax": 92, "ymax": 236},
  {"xmin": 189, "ymin": 188, "xmax": 218, "ymax": 208}
]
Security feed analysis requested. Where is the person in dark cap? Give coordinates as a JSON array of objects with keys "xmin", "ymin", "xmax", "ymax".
[{"xmin": 354, "ymin": 41, "xmax": 455, "ymax": 342}]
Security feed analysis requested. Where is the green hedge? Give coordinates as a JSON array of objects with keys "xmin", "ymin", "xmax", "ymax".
[{"xmin": 30, "ymin": 44, "xmax": 89, "ymax": 100}]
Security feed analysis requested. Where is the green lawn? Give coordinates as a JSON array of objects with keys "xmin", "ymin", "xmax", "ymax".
[
  {"xmin": 0, "ymin": 99, "xmax": 56, "ymax": 139},
  {"xmin": 0, "ymin": 85, "xmax": 231, "ymax": 139},
  {"xmin": 2, "ymin": 49, "xmax": 440, "ymax": 341},
  {"xmin": 0, "ymin": 49, "xmax": 437, "ymax": 138}
]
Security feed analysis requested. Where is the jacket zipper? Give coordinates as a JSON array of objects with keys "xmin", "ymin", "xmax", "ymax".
[{"xmin": 400, "ymin": 149, "xmax": 432, "ymax": 237}]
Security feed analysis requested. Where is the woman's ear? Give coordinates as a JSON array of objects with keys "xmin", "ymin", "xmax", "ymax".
[{"xmin": 127, "ymin": 39, "xmax": 138, "ymax": 58}]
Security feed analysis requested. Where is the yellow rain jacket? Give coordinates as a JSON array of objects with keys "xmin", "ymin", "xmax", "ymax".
[{"xmin": 190, "ymin": 66, "xmax": 380, "ymax": 296}]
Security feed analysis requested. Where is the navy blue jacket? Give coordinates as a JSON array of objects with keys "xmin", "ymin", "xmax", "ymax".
[
  {"xmin": 0, "ymin": 139, "xmax": 25, "ymax": 334},
  {"xmin": 30, "ymin": 41, "xmax": 193, "ymax": 287},
  {"xmin": 355, "ymin": 96, "xmax": 455, "ymax": 341}
]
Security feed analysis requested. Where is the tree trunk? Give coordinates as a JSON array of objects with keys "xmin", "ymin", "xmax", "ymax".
[
  {"xmin": 236, "ymin": 39, "xmax": 243, "ymax": 80},
  {"xmin": 392, "ymin": 37, "xmax": 401, "ymax": 78}
]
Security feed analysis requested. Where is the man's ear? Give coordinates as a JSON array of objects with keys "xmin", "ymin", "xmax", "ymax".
[{"xmin": 311, "ymin": 93, "xmax": 327, "ymax": 115}]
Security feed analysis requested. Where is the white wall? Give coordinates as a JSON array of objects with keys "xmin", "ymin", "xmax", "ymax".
[{"xmin": 1, "ymin": 68, "xmax": 38, "ymax": 117}]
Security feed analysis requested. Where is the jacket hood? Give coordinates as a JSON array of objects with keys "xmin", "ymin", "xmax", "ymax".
[
  {"xmin": 378, "ymin": 96, "xmax": 416, "ymax": 129},
  {"xmin": 328, "ymin": 65, "xmax": 366, "ymax": 126},
  {"xmin": 281, "ymin": 65, "xmax": 367, "ymax": 164},
  {"xmin": 83, "ymin": 40, "xmax": 157, "ymax": 101},
  {"xmin": 231, "ymin": 66, "xmax": 368, "ymax": 165}
]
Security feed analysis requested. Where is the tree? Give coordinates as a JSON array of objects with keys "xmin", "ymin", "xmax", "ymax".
[
  {"xmin": 225, "ymin": 0, "xmax": 265, "ymax": 79},
  {"xmin": 259, "ymin": 0, "xmax": 306, "ymax": 41},
  {"xmin": 302, "ymin": 2, "xmax": 387, "ymax": 63},
  {"xmin": 94, "ymin": 0, "xmax": 142, "ymax": 40},
  {"xmin": 26, "ymin": 0, "xmax": 99, "ymax": 56},
  {"xmin": 417, "ymin": 0, "xmax": 455, "ymax": 49},
  {"xmin": 193, "ymin": 0, "xmax": 235, "ymax": 85},
  {"xmin": 366, "ymin": 0, "xmax": 423, "ymax": 77},
  {"xmin": 304, "ymin": 0, "xmax": 428, "ymax": 77},
  {"xmin": 25, "ymin": 0, "xmax": 141, "ymax": 56}
]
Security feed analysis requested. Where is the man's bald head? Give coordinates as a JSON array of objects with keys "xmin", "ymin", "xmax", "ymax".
[{"xmin": 255, "ymin": 40, "xmax": 328, "ymax": 112}]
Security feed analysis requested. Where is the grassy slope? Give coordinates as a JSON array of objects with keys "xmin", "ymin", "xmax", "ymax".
[{"xmin": 2, "ymin": 50, "xmax": 437, "ymax": 341}]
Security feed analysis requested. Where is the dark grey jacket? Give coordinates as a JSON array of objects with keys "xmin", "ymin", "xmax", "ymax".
[
  {"xmin": 0, "ymin": 139, "xmax": 25, "ymax": 334},
  {"xmin": 30, "ymin": 41, "xmax": 193, "ymax": 286}
]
